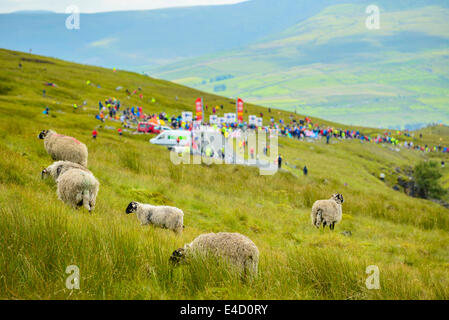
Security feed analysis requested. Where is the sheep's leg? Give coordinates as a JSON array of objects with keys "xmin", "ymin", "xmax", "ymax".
[
  {"xmin": 75, "ymin": 193, "xmax": 83, "ymax": 209},
  {"xmin": 322, "ymin": 221, "xmax": 327, "ymax": 229},
  {"xmin": 82, "ymin": 191, "xmax": 91, "ymax": 212},
  {"xmin": 331, "ymin": 222, "xmax": 335, "ymax": 230},
  {"xmin": 89, "ymin": 195, "xmax": 96, "ymax": 212}
]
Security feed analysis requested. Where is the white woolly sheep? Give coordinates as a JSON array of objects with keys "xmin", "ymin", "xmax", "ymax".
[
  {"xmin": 38, "ymin": 130, "xmax": 88, "ymax": 167},
  {"xmin": 125, "ymin": 202, "xmax": 184, "ymax": 233},
  {"xmin": 41, "ymin": 160, "xmax": 91, "ymax": 181},
  {"xmin": 170, "ymin": 232, "xmax": 259, "ymax": 278},
  {"xmin": 56, "ymin": 168, "xmax": 99, "ymax": 212},
  {"xmin": 311, "ymin": 193, "xmax": 344, "ymax": 230}
]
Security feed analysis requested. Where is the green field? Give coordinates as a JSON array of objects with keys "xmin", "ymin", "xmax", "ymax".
[
  {"xmin": 1, "ymin": 49, "xmax": 449, "ymax": 300},
  {"xmin": 150, "ymin": 4, "xmax": 449, "ymax": 129}
]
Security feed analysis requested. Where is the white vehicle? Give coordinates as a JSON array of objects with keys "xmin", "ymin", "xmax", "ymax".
[
  {"xmin": 154, "ymin": 125, "xmax": 172, "ymax": 132},
  {"xmin": 150, "ymin": 130, "xmax": 191, "ymax": 151}
]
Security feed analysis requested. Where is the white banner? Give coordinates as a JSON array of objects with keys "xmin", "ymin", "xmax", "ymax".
[
  {"xmin": 182, "ymin": 111, "xmax": 193, "ymax": 122},
  {"xmin": 249, "ymin": 115, "xmax": 257, "ymax": 125},
  {"xmin": 210, "ymin": 115, "xmax": 218, "ymax": 124},
  {"xmin": 256, "ymin": 117, "xmax": 263, "ymax": 127},
  {"xmin": 225, "ymin": 113, "xmax": 237, "ymax": 124}
]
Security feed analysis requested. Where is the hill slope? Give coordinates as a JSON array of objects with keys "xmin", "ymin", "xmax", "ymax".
[
  {"xmin": 151, "ymin": 2, "xmax": 449, "ymax": 129},
  {"xmin": 0, "ymin": 49, "xmax": 449, "ymax": 299}
]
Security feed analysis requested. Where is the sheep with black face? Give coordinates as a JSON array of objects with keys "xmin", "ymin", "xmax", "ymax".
[
  {"xmin": 126, "ymin": 201, "xmax": 184, "ymax": 233},
  {"xmin": 170, "ymin": 232, "xmax": 259, "ymax": 278},
  {"xmin": 41, "ymin": 160, "xmax": 91, "ymax": 181},
  {"xmin": 38, "ymin": 130, "xmax": 88, "ymax": 167},
  {"xmin": 311, "ymin": 193, "xmax": 344, "ymax": 230}
]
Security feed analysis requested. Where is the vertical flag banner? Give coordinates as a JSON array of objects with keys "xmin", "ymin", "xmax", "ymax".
[
  {"xmin": 195, "ymin": 98, "xmax": 203, "ymax": 122},
  {"xmin": 236, "ymin": 98, "xmax": 244, "ymax": 122}
]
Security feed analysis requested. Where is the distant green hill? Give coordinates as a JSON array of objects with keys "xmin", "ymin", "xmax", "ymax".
[
  {"xmin": 151, "ymin": 3, "xmax": 449, "ymax": 129},
  {"xmin": 1, "ymin": 49, "xmax": 449, "ymax": 299},
  {"xmin": 2, "ymin": 0, "xmax": 448, "ymax": 128}
]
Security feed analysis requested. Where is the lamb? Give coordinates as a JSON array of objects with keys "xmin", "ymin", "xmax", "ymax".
[
  {"xmin": 170, "ymin": 232, "xmax": 259, "ymax": 278},
  {"xmin": 125, "ymin": 202, "xmax": 184, "ymax": 233},
  {"xmin": 56, "ymin": 168, "xmax": 99, "ymax": 212},
  {"xmin": 38, "ymin": 130, "xmax": 88, "ymax": 167},
  {"xmin": 311, "ymin": 193, "xmax": 344, "ymax": 230},
  {"xmin": 41, "ymin": 160, "xmax": 91, "ymax": 181}
]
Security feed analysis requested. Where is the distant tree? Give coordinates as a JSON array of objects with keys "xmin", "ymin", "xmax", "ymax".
[{"xmin": 413, "ymin": 161, "xmax": 447, "ymax": 199}]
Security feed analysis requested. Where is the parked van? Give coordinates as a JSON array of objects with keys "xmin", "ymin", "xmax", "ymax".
[{"xmin": 150, "ymin": 130, "xmax": 191, "ymax": 150}]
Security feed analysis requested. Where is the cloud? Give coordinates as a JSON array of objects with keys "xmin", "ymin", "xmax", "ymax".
[
  {"xmin": 1, "ymin": 0, "xmax": 247, "ymax": 13},
  {"xmin": 88, "ymin": 37, "xmax": 118, "ymax": 48}
]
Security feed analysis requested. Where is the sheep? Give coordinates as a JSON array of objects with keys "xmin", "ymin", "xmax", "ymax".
[
  {"xmin": 41, "ymin": 160, "xmax": 91, "ymax": 181},
  {"xmin": 38, "ymin": 130, "xmax": 88, "ymax": 167},
  {"xmin": 311, "ymin": 193, "xmax": 344, "ymax": 230},
  {"xmin": 56, "ymin": 168, "xmax": 99, "ymax": 212},
  {"xmin": 170, "ymin": 232, "xmax": 259, "ymax": 278},
  {"xmin": 125, "ymin": 202, "xmax": 184, "ymax": 233}
]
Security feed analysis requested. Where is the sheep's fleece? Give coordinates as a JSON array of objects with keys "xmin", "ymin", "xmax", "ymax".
[
  {"xmin": 126, "ymin": 202, "xmax": 184, "ymax": 233},
  {"xmin": 170, "ymin": 232, "xmax": 259, "ymax": 276},
  {"xmin": 38, "ymin": 130, "xmax": 88, "ymax": 167},
  {"xmin": 42, "ymin": 161, "xmax": 91, "ymax": 181},
  {"xmin": 57, "ymin": 168, "xmax": 99, "ymax": 212},
  {"xmin": 311, "ymin": 193, "xmax": 344, "ymax": 230}
]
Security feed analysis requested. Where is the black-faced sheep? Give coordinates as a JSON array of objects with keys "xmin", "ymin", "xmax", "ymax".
[
  {"xmin": 38, "ymin": 130, "xmax": 88, "ymax": 167},
  {"xmin": 125, "ymin": 202, "xmax": 184, "ymax": 233},
  {"xmin": 41, "ymin": 160, "xmax": 91, "ymax": 181},
  {"xmin": 56, "ymin": 168, "xmax": 99, "ymax": 212},
  {"xmin": 170, "ymin": 232, "xmax": 259, "ymax": 278},
  {"xmin": 311, "ymin": 193, "xmax": 344, "ymax": 230}
]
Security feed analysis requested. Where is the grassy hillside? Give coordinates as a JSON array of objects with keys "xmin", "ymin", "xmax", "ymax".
[
  {"xmin": 0, "ymin": 49, "xmax": 448, "ymax": 300},
  {"xmin": 151, "ymin": 3, "xmax": 449, "ymax": 129}
]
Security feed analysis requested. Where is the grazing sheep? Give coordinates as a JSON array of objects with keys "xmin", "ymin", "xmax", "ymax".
[
  {"xmin": 170, "ymin": 232, "xmax": 259, "ymax": 278},
  {"xmin": 311, "ymin": 193, "xmax": 344, "ymax": 230},
  {"xmin": 38, "ymin": 130, "xmax": 88, "ymax": 167},
  {"xmin": 41, "ymin": 160, "xmax": 91, "ymax": 181},
  {"xmin": 125, "ymin": 202, "xmax": 184, "ymax": 233},
  {"xmin": 56, "ymin": 168, "xmax": 99, "ymax": 212}
]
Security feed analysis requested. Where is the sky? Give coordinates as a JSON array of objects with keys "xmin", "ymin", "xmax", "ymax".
[{"xmin": 0, "ymin": 0, "xmax": 248, "ymax": 13}]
